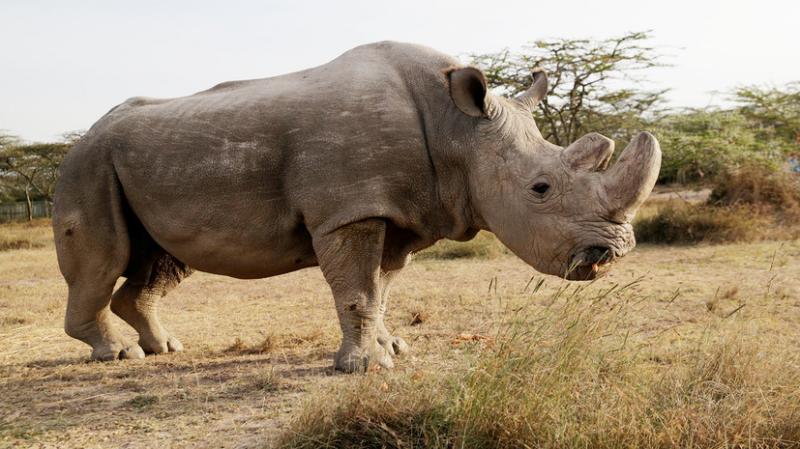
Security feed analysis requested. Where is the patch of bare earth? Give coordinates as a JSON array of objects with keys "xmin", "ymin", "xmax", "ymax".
[{"xmin": 1, "ymin": 223, "xmax": 799, "ymax": 448}]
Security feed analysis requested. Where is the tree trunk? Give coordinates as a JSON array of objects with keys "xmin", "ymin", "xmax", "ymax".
[{"xmin": 24, "ymin": 185, "xmax": 33, "ymax": 222}]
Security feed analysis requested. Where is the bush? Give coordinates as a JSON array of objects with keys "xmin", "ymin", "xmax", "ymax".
[
  {"xmin": 637, "ymin": 163, "xmax": 800, "ymax": 244},
  {"xmin": 709, "ymin": 163, "xmax": 800, "ymax": 216},
  {"xmin": 416, "ymin": 231, "xmax": 507, "ymax": 260},
  {"xmin": 654, "ymin": 109, "xmax": 788, "ymax": 184},
  {"xmin": 634, "ymin": 203, "xmax": 767, "ymax": 244}
]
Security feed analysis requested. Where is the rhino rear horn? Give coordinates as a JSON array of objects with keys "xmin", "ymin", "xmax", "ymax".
[
  {"xmin": 562, "ymin": 133, "xmax": 615, "ymax": 171},
  {"xmin": 515, "ymin": 68, "xmax": 547, "ymax": 111},
  {"xmin": 603, "ymin": 132, "xmax": 661, "ymax": 223}
]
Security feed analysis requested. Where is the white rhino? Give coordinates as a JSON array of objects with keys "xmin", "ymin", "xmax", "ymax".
[{"xmin": 53, "ymin": 41, "xmax": 660, "ymax": 372}]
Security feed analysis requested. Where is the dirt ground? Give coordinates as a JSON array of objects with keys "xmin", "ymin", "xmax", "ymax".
[{"xmin": 1, "ymin": 230, "xmax": 799, "ymax": 448}]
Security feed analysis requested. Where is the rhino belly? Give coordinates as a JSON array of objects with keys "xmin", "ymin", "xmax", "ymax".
[{"xmin": 114, "ymin": 145, "xmax": 317, "ymax": 279}]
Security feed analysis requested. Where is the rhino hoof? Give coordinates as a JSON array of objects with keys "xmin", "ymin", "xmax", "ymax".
[
  {"xmin": 335, "ymin": 343, "xmax": 394, "ymax": 373},
  {"xmin": 167, "ymin": 336, "xmax": 184, "ymax": 352},
  {"xmin": 390, "ymin": 337, "xmax": 409, "ymax": 356},
  {"xmin": 378, "ymin": 335, "xmax": 410, "ymax": 356},
  {"xmin": 140, "ymin": 335, "xmax": 184, "ymax": 355},
  {"xmin": 91, "ymin": 343, "xmax": 146, "ymax": 361}
]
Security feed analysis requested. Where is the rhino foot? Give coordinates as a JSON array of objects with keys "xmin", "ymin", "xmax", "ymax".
[
  {"xmin": 91, "ymin": 343, "xmax": 146, "ymax": 361},
  {"xmin": 334, "ymin": 340, "xmax": 394, "ymax": 373}
]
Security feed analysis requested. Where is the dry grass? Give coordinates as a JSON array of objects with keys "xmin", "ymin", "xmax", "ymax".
[
  {"xmin": 0, "ymin": 219, "xmax": 52, "ymax": 252},
  {"xmin": 280, "ymin": 289, "xmax": 800, "ymax": 449},
  {"xmin": 1, "ymin": 221, "xmax": 799, "ymax": 448}
]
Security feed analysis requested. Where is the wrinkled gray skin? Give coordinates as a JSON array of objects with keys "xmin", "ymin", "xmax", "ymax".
[{"xmin": 53, "ymin": 41, "xmax": 660, "ymax": 372}]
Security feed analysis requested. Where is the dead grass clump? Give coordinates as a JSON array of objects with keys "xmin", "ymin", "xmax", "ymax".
[
  {"xmin": 634, "ymin": 203, "xmax": 768, "ymax": 244},
  {"xmin": 248, "ymin": 370, "xmax": 283, "ymax": 393},
  {"xmin": 416, "ymin": 231, "xmax": 507, "ymax": 260},
  {"xmin": 278, "ymin": 374, "xmax": 452, "ymax": 449},
  {"xmin": 278, "ymin": 288, "xmax": 800, "ymax": 449},
  {"xmin": 124, "ymin": 394, "xmax": 160, "ymax": 410},
  {"xmin": 0, "ymin": 239, "xmax": 43, "ymax": 251},
  {"xmin": 224, "ymin": 335, "xmax": 276, "ymax": 355},
  {"xmin": 223, "ymin": 330, "xmax": 329, "ymax": 356},
  {"xmin": 710, "ymin": 163, "xmax": 800, "ymax": 216},
  {"xmin": 0, "ymin": 316, "xmax": 29, "ymax": 326},
  {"xmin": 408, "ymin": 311, "xmax": 427, "ymax": 326},
  {"xmin": 0, "ymin": 219, "xmax": 53, "ymax": 251},
  {"xmin": 226, "ymin": 370, "xmax": 286, "ymax": 397}
]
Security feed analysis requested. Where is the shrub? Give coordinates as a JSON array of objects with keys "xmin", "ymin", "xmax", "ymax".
[
  {"xmin": 655, "ymin": 109, "xmax": 788, "ymax": 184},
  {"xmin": 634, "ymin": 203, "xmax": 767, "ymax": 244},
  {"xmin": 709, "ymin": 162, "xmax": 800, "ymax": 216},
  {"xmin": 637, "ymin": 163, "xmax": 800, "ymax": 244}
]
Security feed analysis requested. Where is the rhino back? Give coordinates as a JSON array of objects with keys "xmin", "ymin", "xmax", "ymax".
[{"xmin": 77, "ymin": 41, "xmax": 459, "ymax": 277}]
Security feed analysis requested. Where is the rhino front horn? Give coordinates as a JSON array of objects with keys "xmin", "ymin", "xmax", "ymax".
[{"xmin": 603, "ymin": 132, "xmax": 661, "ymax": 223}]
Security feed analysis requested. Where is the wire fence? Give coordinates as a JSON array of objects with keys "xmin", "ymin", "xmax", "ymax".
[{"xmin": 0, "ymin": 201, "xmax": 52, "ymax": 223}]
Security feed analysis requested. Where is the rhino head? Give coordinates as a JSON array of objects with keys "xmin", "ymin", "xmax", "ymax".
[{"xmin": 448, "ymin": 67, "xmax": 661, "ymax": 280}]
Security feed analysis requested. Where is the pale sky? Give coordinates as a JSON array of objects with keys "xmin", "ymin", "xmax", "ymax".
[{"xmin": 2, "ymin": 0, "xmax": 798, "ymax": 142}]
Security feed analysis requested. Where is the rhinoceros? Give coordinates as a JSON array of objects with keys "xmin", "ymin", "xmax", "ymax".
[{"xmin": 53, "ymin": 41, "xmax": 660, "ymax": 372}]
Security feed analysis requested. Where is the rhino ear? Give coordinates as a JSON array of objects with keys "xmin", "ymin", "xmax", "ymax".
[{"xmin": 448, "ymin": 67, "xmax": 488, "ymax": 118}]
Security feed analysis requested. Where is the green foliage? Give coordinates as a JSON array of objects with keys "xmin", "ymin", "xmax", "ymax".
[
  {"xmin": 655, "ymin": 85, "xmax": 799, "ymax": 184},
  {"xmin": 654, "ymin": 109, "xmax": 786, "ymax": 184},
  {"xmin": 734, "ymin": 83, "xmax": 800, "ymax": 145}
]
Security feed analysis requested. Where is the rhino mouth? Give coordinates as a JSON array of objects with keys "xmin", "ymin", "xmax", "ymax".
[{"xmin": 566, "ymin": 246, "xmax": 615, "ymax": 281}]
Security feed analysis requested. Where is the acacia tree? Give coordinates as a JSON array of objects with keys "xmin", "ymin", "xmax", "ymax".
[
  {"xmin": 734, "ymin": 83, "xmax": 800, "ymax": 147},
  {"xmin": 0, "ymin": 136, "xmax": 73, "ymax": 220},
  {"xmin": 0, "ymin": 134, "xmax": 22, "ymax": 205},
  {"xmin": 470, "ymin": 31, "xmax": 667, "ymax": 146}
]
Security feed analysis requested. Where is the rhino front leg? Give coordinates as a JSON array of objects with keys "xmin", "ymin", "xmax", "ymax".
[
  {"xmin": 314, "ymin": 219, "xmax": 395, "ymax": 373},
  {"xmin": 377, "ymin": 269, "xmax": 410, "ymax": 356}
]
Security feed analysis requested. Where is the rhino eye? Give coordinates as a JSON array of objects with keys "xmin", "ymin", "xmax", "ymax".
[{"xmin": 531, "ymin": 182, "xmax": 550, "ymax": 196}]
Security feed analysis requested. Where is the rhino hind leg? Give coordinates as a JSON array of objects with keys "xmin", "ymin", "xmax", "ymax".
[
  {"xmin": 55, "ymin": 170, "xmax": 145, "ymax": 361},
  {"xmin": 110, "ymin": 244, "xmax": 192, "ymax": 355},
  {"xmin": 376, "ymin": 268, "xmax": 409, "ymax": 357}
]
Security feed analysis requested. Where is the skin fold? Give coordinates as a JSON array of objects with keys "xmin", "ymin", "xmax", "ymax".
[{"xmin": 52, "ymin": 41, "xmax": 660, "ymax": 372}]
